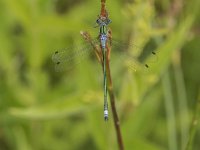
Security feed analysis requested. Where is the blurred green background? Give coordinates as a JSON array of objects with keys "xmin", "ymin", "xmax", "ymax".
[{"xmin": 0, "ymin": 0, "xmax": 200, "ymax": 150}]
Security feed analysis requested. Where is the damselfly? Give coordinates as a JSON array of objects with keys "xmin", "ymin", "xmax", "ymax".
[{"xmin": 52, "ymin": 1, "xmax": 157, "ymax": 121}]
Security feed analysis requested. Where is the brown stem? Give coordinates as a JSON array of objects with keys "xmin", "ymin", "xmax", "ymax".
[
  {"xmin": 80, "ymin": 31, "xmax": 124, "ymax": 150},
  {"xmin": 106, "ymin": 57, "xmax": 124, "ymax": 150}
]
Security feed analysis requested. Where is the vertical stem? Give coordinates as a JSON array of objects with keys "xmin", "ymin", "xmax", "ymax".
[
  {"xmin": 162, "ymin": 70, "xmax": 178, "ymax": 150},
  {"xmin": 106, "ymin": 57, "xmax": 124, "ymax": 150},
  {"xmin": 172, "ymin": 51, "xmax": 189, "ymax": 149},
  {"xmin": 185, "ymin": 90, "xmax": 200, "ymax": 150}
]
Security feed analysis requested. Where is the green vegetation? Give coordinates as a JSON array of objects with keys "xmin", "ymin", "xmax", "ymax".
[{"xmin": 0, "ymin": 0, "xmax": 200, "ymax": 149}]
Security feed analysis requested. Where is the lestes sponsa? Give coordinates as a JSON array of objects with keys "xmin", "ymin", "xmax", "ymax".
[{"xmin": 52, "ymin": 2, "xmax": 157, "ymax": 121}]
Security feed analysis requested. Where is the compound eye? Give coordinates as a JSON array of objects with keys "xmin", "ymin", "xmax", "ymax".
[
  {"xmin": 106, "ymin": 19, "xmax": 111, "ymax": 25},
  {"xmin": 96, "ymin": 19, "xmax": 100, "ymax": 24}
]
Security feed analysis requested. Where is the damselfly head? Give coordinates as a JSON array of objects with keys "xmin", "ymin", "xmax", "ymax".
[{"xmin": 96, "ymin": 16, "xmax": 111, "ymax": 27}]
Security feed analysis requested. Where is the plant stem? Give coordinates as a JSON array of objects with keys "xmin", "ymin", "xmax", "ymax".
[
  {"xmin": 106, "ymin": 57, "xmax": 124, "ymax": 150},
  {"xmin": 162, "ymin": 70, "xmax": 178, "ymax": 150},
  {"xmin": 185, "ymin": 90, "xmax": 200, "ymax": 150},
  {"xmin": 80, "ymin": 29, "xmax": 124, "ymax": 149}
]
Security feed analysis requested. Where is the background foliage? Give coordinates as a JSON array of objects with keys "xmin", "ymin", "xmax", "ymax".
[{"xmin": 0, "ymin": 0, "xmax": 200, "ymax": 150}]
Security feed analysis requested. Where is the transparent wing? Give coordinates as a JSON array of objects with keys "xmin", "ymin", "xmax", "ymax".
[
  {"xmin": 52, "ymin": 39, "xmax": 99, "ymax": 72},
  {"xmin": 52, "ymin": 37, "xmax": 157, "ymax": 73},
  {"xmin": 111, "ymin": 38, "xmax": 157, "ymax": 73}
]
